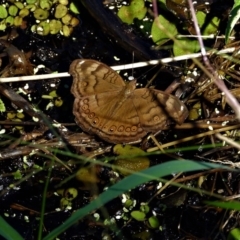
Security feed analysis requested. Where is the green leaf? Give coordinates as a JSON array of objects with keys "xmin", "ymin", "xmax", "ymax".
[
  {"xmin": 70, "ymin": 2, "xmax": 80, "ymax": 14},
  {"xmin": 0, "ymin": 6, "xmax": 8, "ymax": 19},
  {"xmin": 0, "ymin": 216, "xmax": 24, "ymax": 240},
  {"xmin": 8, "ymin": 5, "xmax": 18, "ymax": 17},
  {"xmin": 0, "ymin": 98, "xmax": 6, "ymax": 112},
  {"xmin": 131, "ymin": 211, "xmax": 146, "ymax": 221},
  {"xmin": 227, "ymin": 228, "xmax": 240, "ymax": 240},
  {"xmin": 140, "ymin": 204, "xmax": 150, "ymax": 214},
  {"xmin": 225, "ymin": 0, "xmax": 240, "ymax": 43},
  {"xmin": 173, "ymin": 38, "xmax": 200, "ymax": 56},
  {"xmin": 205, "ymin": 200, "xmax": 240, "ymax": 211},
  {"xmin": 43, "ymin": 160, "xmax": 232, "ymax": 240},
  {"xmin": 54, "ymin": 4, "xmax": 68, "ymax": 19},
  {"xmin": 151, "ymin": 15, "xmax": 177, "ymax": 45},
  {"xmin": 113, "ymin": 144, "xmax": 150, "ymax": 176},
  {"xmin": 0, "ymin": 20, "xmax": 6, "ymax": 30},
  {"xmin": 196, "ymin": 11, "xmax": 220, "ymax": 36},
  {"xmin": 13, "ymin": 170, "xmax": 22, "ymax": 180},
  {"xmin": 117, "ymin": 0, "xmax": 147, "ymax": 24},
  {"xmin": 148, "ymin": 216, "xmax": 160, "ymax": 228},
  {"xmin": 33, "ymin": 8, "xmax": 49, "ymax": 20}
]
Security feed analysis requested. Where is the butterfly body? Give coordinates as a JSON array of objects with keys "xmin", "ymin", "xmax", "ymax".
[{"xmin": 70, "ymin": 59, "xmax": 188, "ymax": 144}]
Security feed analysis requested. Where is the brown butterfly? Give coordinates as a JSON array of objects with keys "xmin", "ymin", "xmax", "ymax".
[{"xmin": 69, "ymin": 59, "xmax": 188, "ymax": 144}]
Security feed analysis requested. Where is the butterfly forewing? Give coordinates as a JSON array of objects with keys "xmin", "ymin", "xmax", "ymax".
[{"xmin": 70, "ymin": 59, "xmax": 125, "ymax": 97}]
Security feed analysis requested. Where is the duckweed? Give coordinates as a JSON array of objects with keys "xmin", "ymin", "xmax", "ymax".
[
  {"xmin": 62, "ymin": 24, "xmax": 73, "ymax": 37},
  {"xmin": 62, "ymin": 13, "xmax": 71, "ymax": 25},
  {"xmin": 49, "ymin": 19, "xmax": 62, "ymax": 34},
  {"xmin": 0, "ymin": 21, "xmax": 7, "ymax": 30},
  {"xmin": 131, "ymin": 210, "xmax": 146, "ymax": 221},
  {"xmin": 26, "ymin": 0, "xmax": 37, "ymax": 4},
  {"xmin": 59, "ymin": 0, "xmax": 68, "ymax": 5},
  {"xmin": 35, "ymin": 20, "xmax": 50, "ymax": 35},
  {"xmin": 19, "ymin": 8, "xmax": 30, "ymax": 18},
  {"xmin": 117, "ymin": 0, "xmax": 147, "ymax": 24},
  {"xmin": 9, "ymin": 5, "xmax": 18, "ymax": 16},
  {"xmin": 14, "ymin": 16, "xmax": 23, "ymax": 26},
  {"xmin": 14, "ymin": 2, "xmax": 24, "ymax": 9},
  {"xmin": 76, "ymin": 167, "xmax": 100, "ymax": 184},
  {"xmin": 0, "ymin": 6, "xmax": 8, "ymax": 19},
  {"xmin": 6, "ymin": 16, "xmax": 14, "ymax": 26},
  {"xmin": 39, "ymin": 0, "xmax": 52, "ymax": 10},
  {"xmin": 0, "ymin": 0, "xmax": 80, "ymax": 37},
  {"xmin": 16, "ymin": 112, "xmax": 25, "ymax": 119},
  {"xmin": 55, "ymin": 4, "xmax": 68, "ymax": 18},
  {"xmin": 54, "ymin": 97, "xmax": 63, "ymax": 107},
  {"xmin": 0, "ymin": 99, "xmax": 6, "ymax": 112},
  {"xmin": 148, "ymin": 216, "xmax": 160, "ymax": 229},
  {"xmin": 64, "ymin": 188, "xmax": 78, "ymax": 200},
  {"xmin": 69, "ymin": 2, "xmax": 79, "ymax": 14},
  {"xmin": 34, "ymin": 8, "xmax": 49, "ymax": 20}
]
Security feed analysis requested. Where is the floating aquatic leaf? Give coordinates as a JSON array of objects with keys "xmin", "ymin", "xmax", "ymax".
[
  {"xmin": 59, "ymin": 0, "xmax": 68, "ymax": 6},
  {"xmin": 16, "ymin": 112, "xmax": 24, "ymax": 119},
  {"xmin": 8, "ymin": 5, "xmax": 18, "ymax": 16},
  {"xmin": 131, "ymin": 210, "xmax": 146, "ymax": 221},
  {"xmin": 70, "ymin": 17, "xmax": 79, "ymax": 27},
  {"xmin": 70, "ymin": 2, "xmax": 80, "ymax": 14},
  {"xmin": 14, "ymin": 16, "xmax": 23, "ymax": 26},
  {"xmin": 26, "ymin": 0, "xmax": 37, "ymax": 4},
  {"xmin": 0, "ymin": 99, "xmax": 6, "ymax": 112},
  {"xmin": 64, "ymin": 188, "xmax": 78, "ymax": 200},
  {"xmin": 26, "ymin": 4, "xmax": 37, "ymax": 11},
  {"xmin": 117, "ymin": 0, "xmax": 147, "ymax": 24},
  {"xmin": 0, "ymin": 20, "xmax": 6, "ymax": 30},
  {"xmin": 0, "ymin": 6, "xmax": 8, "ymax": 19},
  {"xmin": 14, "ymin": 2, "xmax": 24, "ymax": 9},
  {"xmin": 196, "ymin": 11, "xmax": 220, "ymax": 35},
  {"xmin": 54, "ymin": 97, "xmax": 63, "ymax": 107},
  {"xmin": 227, "ymin": 228, "xmax": 240, "ymax": 240},
  {"xmin": 113, "ymin": 144, "xmax": 150, "ymax": 176},
  {"xmin": 19, "ymin": 8, "xmax": 30, "ymax": 18},
  {"xmin": 5, "ymin": 16, "xmax": 14, "ymax": 26},
  {"xmin": 140, "ymin": 204, "xmax": 150, "ymax": 214},
  {"xmin": 62, "ymin": 13, "xmax": 72, "ymax": 25},
  {"xmin": 37, "ymin": 21, "xmax": 50, "ymax": 35},
  {"xmin": 148, "ymin": 216, "xmax": 160, "ymax": 229},
  {"xmin": 34, "ymin": 8, "xmax": 49, "ymax": 20},
  {"xmin": 173, "ymin": 38, "xmax": 200, "ymax": 56},
  {"xmin": 55, "ymin": 4, "xmax": 68, "ymax": 19},
  {"xmin": 40, "ymin": 0, "xmax": 52, "ymax": 10},
  {"xmin": 13, "ymin": 170, "xmax": 22, "ymax": 180},
  {"xmin": 151, "ymin": 15, "xmax": 177, "ymax": 45},
  {"xmin": 188, "ymin": 101, "xmax": 201, "ymax": 120},
  {"xmin": 49, "ymin": 19, "xmax": 62, "ymax": 34}
]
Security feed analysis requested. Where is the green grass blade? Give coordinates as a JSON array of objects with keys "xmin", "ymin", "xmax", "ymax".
[
  {"xmin": 225, "ymin": 0, "xmax": 240, "ymax": 43},
  {"xmin": 205, "ymin": 200, "xmax": 240, "ymax": 211},
  {"xmin": 43, "ymin": 160, "xmax": 232, "ymax": 240},
  {"xmin": 0, "ymin": 216, "xmax": 24, "ymax": 240}
]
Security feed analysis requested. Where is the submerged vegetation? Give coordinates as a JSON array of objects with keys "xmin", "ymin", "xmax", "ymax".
[{"xmin": 0, "ymin": 0, "xmax": 80, "ymax": 36}]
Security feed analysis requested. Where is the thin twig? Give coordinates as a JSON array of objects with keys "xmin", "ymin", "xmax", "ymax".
[
  {"xmin": 0, "ymin": 47, "xmax": 236, "ymax": 83},
  {"xmin": 187, "ymin": 0, "xmax": 240, "ymax": 120}
]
